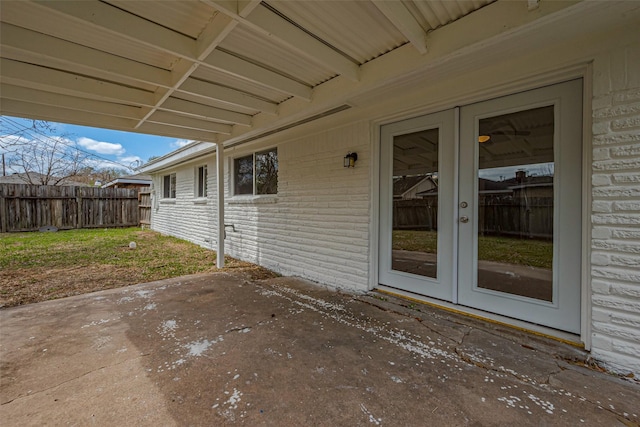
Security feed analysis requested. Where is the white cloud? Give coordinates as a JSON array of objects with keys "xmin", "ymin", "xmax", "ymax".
[
  {"xmin": 77, "ymin": 137, "xmax": 125, "ymax": 155},
  {"xmin": 0, "ymin": 134, "xmax": 33, "ymax": 152},
  {"xmin": 170, "ymin": 139, "xmax": 194, "ymax": 149},
  {"xmin": 120, "ymin": 155, "xmax": 142, "ymax": 164},
  {"xmin": 84, "ymin": 158, "xmax": 130, "ymax": 171}
]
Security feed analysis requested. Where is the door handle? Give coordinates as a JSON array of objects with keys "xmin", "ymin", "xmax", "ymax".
[{"xmin": 459, "ymin": 216, "xmax": 469, "ymax": 223}]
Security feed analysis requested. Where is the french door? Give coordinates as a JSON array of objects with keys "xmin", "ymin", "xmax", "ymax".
[{"xmin": 379, "ymin": 80, "xmax": 583, "ymax": 333}]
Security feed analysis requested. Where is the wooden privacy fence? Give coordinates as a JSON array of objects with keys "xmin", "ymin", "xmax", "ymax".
[
  {"xmin": 479, "ymin": 195, "xmax": 553, "ymax": 240},
  {"xmin": 0, "ymin": 184, "xmax": 139, "ymax": 232},
  {"xmin": 138, "ymin": 186, "xmax": 151, "ymax": 227},
  {"xmin": 393, "ymin": 195, "xmax": 553, "ymax": 240},
  {"xmin": 393, "ymin": 197, "xmax": 438, "ymax": 231}
]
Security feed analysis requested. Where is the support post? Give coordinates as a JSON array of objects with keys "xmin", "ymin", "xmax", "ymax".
[{"xmin": 216, "ymin": 143, "xmax": 225, "ymax": 269}]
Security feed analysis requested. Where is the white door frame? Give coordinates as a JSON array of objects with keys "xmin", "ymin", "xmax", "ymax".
[
  {"xmin": 378, "ymin": 109, "xmax": 456, "ymax": 301},
  {"xmin": 371, "ymin": 67, "xmax": 591, "ymax": 344},
  {"xmin": 457, "ymin": 79, "xmax": 583, "ymax": 334}
]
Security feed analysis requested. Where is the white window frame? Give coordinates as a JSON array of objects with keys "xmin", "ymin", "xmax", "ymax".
[
  {"xmin": 163, "ymin": 173, "xmax": 176, "ymax": 199},
  {"xmin": 233, "ymin": 147, "xmax": 278, "ymax": 196},
  {"xmin": 196, "ymin": 165, "xmax": 208, "ymax": 198}
]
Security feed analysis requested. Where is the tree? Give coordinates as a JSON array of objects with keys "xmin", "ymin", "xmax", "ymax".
[{"xmin": 0, "ymin": 118, "xmax": 129, "ymax": 186}]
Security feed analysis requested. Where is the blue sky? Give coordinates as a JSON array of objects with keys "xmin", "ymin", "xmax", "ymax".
[{"xmin": 1, "ymin": 116, "xmax": 192, "ymax": 172}]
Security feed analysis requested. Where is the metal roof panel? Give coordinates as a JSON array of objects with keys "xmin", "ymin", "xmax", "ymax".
[
  {"xmin": 104, "ymin": 0, "xmax": 218, "ymax": 40},
  {"xmin": 219, "ymin": 25, "xmax": 337, "ymax": 88},
  {"xmin": 267, "ymin": 0, "xmax": 405, "ymax": 64}
]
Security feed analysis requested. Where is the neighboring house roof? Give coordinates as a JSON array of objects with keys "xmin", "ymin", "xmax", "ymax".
[
  {"xmin": 141, "ymin": 141, "xmax": 215, "ymax": 173},
  {"xmin": 393, "ymin": 175, "xmax": 436, "ymax": 198},
  {"xmin": 102, "ymin": 173, "xmax": 152, "ymax": 188},
  {"xmin": 0, "ymin": 172, "xmax": 90, "ymax": 186},
  {"xmin": 479, "ymin": 175, "xmax": 554, "ymax": 194}
]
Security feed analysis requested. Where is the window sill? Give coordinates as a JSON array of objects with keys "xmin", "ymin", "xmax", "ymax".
[
  {"xmin": 159, "ymin": 199, "xmax": 176, "ymax": 204},
  {"xmin": 193, "ymin": 198, "xmax": 208, "ymax": 205},
  {"xmin": 228, "ymin": 195, "xmax": 278, "ymax": 205}
]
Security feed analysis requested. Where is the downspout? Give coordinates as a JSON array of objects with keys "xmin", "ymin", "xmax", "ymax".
[{"xmin": 216, "ymin": 143, "xmax": 225, "ymax": 269}]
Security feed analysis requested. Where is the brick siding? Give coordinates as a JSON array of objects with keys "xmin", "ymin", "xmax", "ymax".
[
  {"xmin": 590, "ymin": 42, "xmax": 640, "ymax": 374},
  {"xmin": 224, "ymin": 121, "xmax": 371, "ymax": 291}
]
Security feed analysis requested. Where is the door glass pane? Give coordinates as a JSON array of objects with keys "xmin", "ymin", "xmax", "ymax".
[
  {"xmin": 391, "ymin": 128, "xmax": 439, "ymax": 278},
  {"xmin": 476, "ymin": 106, "xmax": 554, "ymax": 301}
]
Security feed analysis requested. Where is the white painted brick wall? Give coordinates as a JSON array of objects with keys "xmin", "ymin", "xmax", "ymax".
[
  {"xmin": 146, "ymin": 39, "xmax": 640, "ymax": 376},
  {"xmin": 224, "ymin": 121, "xmax": 371, "ymax": 292},
  {"xmin": 150, "ymin": 159, "xmax": 219, "ymax": 251},
  {"xmin": 590, "ymin": 41, "xmax": 640, "ymax": 375}
]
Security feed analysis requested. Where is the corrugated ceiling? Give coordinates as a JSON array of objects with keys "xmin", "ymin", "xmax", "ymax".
[{"xmin": 0, "ymin": 0, "xmax": 506, "ymax": 144}]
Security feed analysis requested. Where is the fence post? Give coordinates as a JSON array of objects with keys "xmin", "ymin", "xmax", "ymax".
[
  {"xmin": 76, "ymin": 187, "xmax": 83, "ymax": 229},
  {"xmin": 0, "ymin": 188, "xmax": 6, "ymax": 233}
]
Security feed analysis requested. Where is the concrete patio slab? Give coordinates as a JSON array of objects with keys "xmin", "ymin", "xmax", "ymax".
[{"xmin": 1, "ymin": 271, "xmax": 638, "ymax": 426}]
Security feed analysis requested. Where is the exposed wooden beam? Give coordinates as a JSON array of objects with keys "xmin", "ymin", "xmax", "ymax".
[
  {"xmin": 204, "ymin": 50, "xmax": 312, "ymax": 100},
  {"xmin": 196, "ymin": 1, "xmax": 262, "ymax": 57},
  {"xmin": 0, "ymin": 23, "xmax": 172, "ymax": 88},
  {"xmin": 216, "ymin": 0, "xmax": 586, "ymax": 146},
  {"xmin": 147, "ymin": 111, "xmax": 233, "ymax": 135},
  {"xmin": 31, "ymin": 0, "xmax": 197, "ymax": 59},
  {"xmin": 0, "ymin": 99, "xmax": 138, "ymax": 130},
  {"xmin": 247, "ymin": 5, "xmax": 360, "ymax": 82},
  {"xmin": 372, "ymin": 1, "xmax": 428, "ymax": 54},
  {"xmin": 0, "ymin": 58, "xmax": 155, "ymax": 106},
  {"xmin": 137, "ymin": 122, "xmax": 221, "ymax": 142},
  {"xmin": 160, "ymin": 98, "xmax": 252, "ymax": 127},
  {"xmin": 0, "ymin": 84, "xmax": 144, "ymax": 120},
  {"xmin": 202, "ymin": 0, "xmax": 264, "ymax": 19},
  {"xmin": 136, "ymin": 0, "xmax": 262, "ymax": 130},
  {"xmin": 2, "ymin": 99, "xmax": 223, "ymax": 141},
  {"xmin": 179, "ymin": 79, "xmax": 278, "ymax": 115}
]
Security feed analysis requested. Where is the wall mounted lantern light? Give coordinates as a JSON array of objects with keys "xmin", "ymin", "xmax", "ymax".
[{"xmin": 344, "ymin": 152, "xmax": 358, "ymax": 168}]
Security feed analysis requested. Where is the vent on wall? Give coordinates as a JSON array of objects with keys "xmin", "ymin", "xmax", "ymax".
[{"xmin": 226, "ymin": 104, "xmax": 352, "ymax": 148}]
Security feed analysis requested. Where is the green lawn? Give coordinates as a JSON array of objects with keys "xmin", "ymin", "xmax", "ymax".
[
  {"xmin": 392, "ymin": 230, "xmax": 553, "ymax": 269},
  {"xmin": 0, "ymin": 227, "xmax": 275, "ymax": 307}
]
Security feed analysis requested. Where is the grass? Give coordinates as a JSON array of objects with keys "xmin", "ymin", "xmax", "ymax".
[
  {"xmin": 392, "ymin": 230, "xmax": 553, "ymax": 269},
  {"xmin": 0, "ymin": 227, "xmax": 277, "ymax": 308}
]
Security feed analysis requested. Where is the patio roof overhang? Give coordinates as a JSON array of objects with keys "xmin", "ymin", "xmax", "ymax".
[{"xmin": 2, "ymin": 0, "xmax": 635, "ymax": 150}]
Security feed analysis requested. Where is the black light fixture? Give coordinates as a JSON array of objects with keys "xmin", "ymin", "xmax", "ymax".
[{"xmin": 344, "ymin": 152, "xmax": 358, "ymax": 168}]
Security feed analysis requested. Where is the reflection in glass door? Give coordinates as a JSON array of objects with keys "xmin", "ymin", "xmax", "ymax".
[
  {"xmin": 391, "ymin": 128, "xmax": 439, "ymax": 279},
  {"xmin": 379, "ymin": 110, "xmax": 456, "ymax": 301},
  {"xmin": 476, "ymin": 106, "xmax": 555, "ymax": 301},
  {"xmin": 458, "ymin": 79, "xmax": 583, "ymax": 333}
]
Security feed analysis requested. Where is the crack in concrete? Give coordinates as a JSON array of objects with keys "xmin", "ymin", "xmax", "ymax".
[
  {"xmin": 356, "ymin": 296, "xmax": 462, "ymax": 346},
  {"xmin": 1, "ymin": 353, "xmax": 151, "ymax": 406}
]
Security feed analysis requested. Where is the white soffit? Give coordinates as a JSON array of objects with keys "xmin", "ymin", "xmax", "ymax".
[{"xmin": 2, "ymin": 0, "xmax": 631, "ymax": 148}]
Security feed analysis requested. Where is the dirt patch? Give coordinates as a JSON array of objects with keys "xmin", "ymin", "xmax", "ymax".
[
  {"xmin": 0, "ymin": 228, "xmax": 279, "ymax": 308},
  {"xmin": 0, "ymin": 260, "xmax": 277, "ymax": 308}
]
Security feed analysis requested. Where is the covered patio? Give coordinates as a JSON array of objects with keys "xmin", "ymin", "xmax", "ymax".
[
  {"xmin": 2, "ymin": 0, "xmax": 640, "ymax": 384},
  {"xmin": 2, "ymin": 271, "xmax": 638, "ymax": 425}
]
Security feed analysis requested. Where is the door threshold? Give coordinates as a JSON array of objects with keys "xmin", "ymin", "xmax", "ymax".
[{"xmin": 375, "ymin": 285, "xmax": 583, "ymax": 348}]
